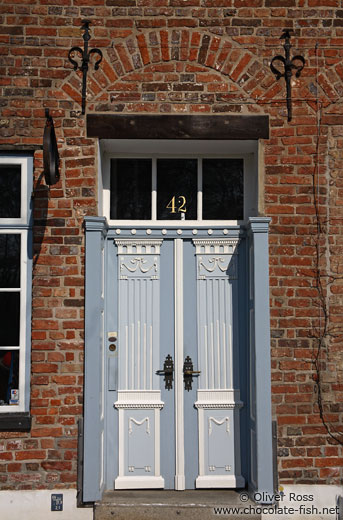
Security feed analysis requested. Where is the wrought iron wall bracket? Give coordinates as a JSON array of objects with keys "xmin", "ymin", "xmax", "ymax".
[
  {"xmin": 270, "ymin": 29, "xmax": 305, "ymax": 122},
  {"xmin": 68, "ymin": 20, "xmax": 103, "ymax": 115},
  {"xmin": 43, "ymin": 109, "xmax": 60, "ymax": 186}
]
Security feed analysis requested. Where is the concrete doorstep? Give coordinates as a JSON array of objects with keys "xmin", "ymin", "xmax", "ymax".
[{"xmin": 94, "ymin": 490, "xmax": 262, "ymax": 520}]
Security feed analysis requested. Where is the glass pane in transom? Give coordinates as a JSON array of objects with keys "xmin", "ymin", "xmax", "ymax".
[
  {"xmin": 0, "ymin": 234, "xmax": 20, "ymax": 288},
  {"xmin": 157, "ymin": 159, "xmax": 197, "ymax": 220},
  {"xmin": 203, "ymin": 159, "xmax": 244, "ymax": 220},
  {"xmin": 0, "ymin": 165, "xmax": 21, "ymax": 219},
  {"xmin": 110, "ymin": 159, "xmax": 152, "ymax": 220}
]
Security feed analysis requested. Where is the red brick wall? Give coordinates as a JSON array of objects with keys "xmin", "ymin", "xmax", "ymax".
[{"xmin": 1, "ymin": 0, "xmax": 343, "ymax": 489}]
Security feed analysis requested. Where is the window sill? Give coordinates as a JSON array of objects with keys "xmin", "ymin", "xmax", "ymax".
[{"xmin": 0, "ymin": 413, "xmax": 31, "ymax": 431}]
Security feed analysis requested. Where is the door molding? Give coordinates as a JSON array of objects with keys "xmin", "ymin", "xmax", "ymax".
[
  {"xmin": 192, "ymin": 237, "xmax": 245, "ymax": 489},
  {"xmin": 195, "ymin": 389, "xmax": 244, "ymax": 488},
  {"xmin": 174, "ymin": 238, "xmax": 185, "ymax": 490},
  {"xmin": 113, "ymin": 237, "xmax": 165, "ymax": 489},
  {"xmin": 114, "ymin": 390, "xmax": 164, "ymax": 490}
]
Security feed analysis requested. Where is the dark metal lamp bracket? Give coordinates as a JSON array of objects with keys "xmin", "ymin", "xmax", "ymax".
[
  {"xmin": 270, "ymin": 29, "xmax": 305, "ymax": 122},
  {"xmin": 67, "ymin": 20, "xmax": 103, "ymax": 115}
]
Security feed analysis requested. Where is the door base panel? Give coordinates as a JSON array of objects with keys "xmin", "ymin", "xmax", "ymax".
[
  {"xmin": 196, "ymin": 475, "xmax": 245, "ymax": 488},
  {"xmin": 114, "ymin": 476, "xmax": 164, "ymax": 489}
]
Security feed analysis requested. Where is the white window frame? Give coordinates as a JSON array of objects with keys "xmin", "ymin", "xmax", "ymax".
[
  {"xmin": 0, "ymin": 155, "xmax": 33, "ymax": 413},
  {"xmin": 99, "ymin": 140, "xmax": 259, "ymax": 226}
]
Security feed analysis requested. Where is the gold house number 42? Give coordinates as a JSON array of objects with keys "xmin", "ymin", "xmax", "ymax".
[{"xmin": 166, "ymin": 195, "xmax": 187, "ymax": 213}]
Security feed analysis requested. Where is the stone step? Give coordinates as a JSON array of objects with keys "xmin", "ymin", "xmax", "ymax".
[{"xmin": 94, "ymin": 490, "xmax": 262, "ymax": 520}]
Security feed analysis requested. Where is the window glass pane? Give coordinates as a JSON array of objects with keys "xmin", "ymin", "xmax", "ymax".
[
  {"xmin": 0, "ymin": 165, "xmax": 21, "ymax": 218},
  {"xmin": 0, "ymin": 234, "xmax": 20, "ymax": 288},
  {"xmin": 203, "ymin": 159, "xmax": 243, "ymax": 220},
  {"xmin": 0, "ymin": 293, "xmax": 20, "ymax": 346},
  {"xmin": 157, "ymin": 159, "xmax": 197, "ymax": 220},
  {"xmin": 0, "ymin": 350, "xmax": 19, "ymax": 405},
  {"xmin": 110, "ymin": 159, "xmax": 152, "ymax": 220}
]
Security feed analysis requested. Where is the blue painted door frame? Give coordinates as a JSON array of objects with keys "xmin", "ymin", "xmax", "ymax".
[{"xmin": 83, "ymin": 218, "xmax": 273, "ymax": 500}]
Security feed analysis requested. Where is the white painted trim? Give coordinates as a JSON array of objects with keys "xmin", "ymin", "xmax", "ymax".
[
  {"xmin": 244, "ymin": 153, "xmax": 258, "ymax": 220},
  {"xmin": 174, "ymin": 238, "xmax": 185, "ymax": 490},
  {"xmin": 195, "ymin": 389, "xmax": 243, "ymax": 409},
  {"xmin": 118, "ymin": 408, "xmax": 125, "ymax": 477},
  {"xmin": 0, "ymin": 157, "xmax": 28, "ymax": 226},
  {"xmin": 234, "ymin": 400, "xmax": 243, "ymax": 479},
  {"xmin": 102, "ymin": 149, "xmax": 111, "ymax": 220},
  {"xmin": 114, "ymin": 476, "xmax": 164, "ymax": 489},
  {"xmin": 115, "ymin": 239, "xmax": 163, "ymax": 255},
  {"xmin": 109, "ymin": 219, "xmax": 242, "ymax": 227},
  {"xmin": 100, "ymin": 430, "xmax": 104, "ymax": 489},
  {"xmin": 100, "ymin": 327, "xmax": 105, "ymax": 407},
  {"xmin": 155, "ymin": 407, "xmax": 160, "ymax": 477},
  {"xmin": 97, "ymin": 139, "xmax": 103, "ymax": 216},
  {"xmin": 198, "ymin": 407, "xmax": 205, "ymax": 477},
  {"xmin": 19, "ymin": 229, "xmax": 28, "ymax": 412},
  {"xmin": 196, "ymin": 475, "xmax": 245, "ymax": 488},
  {"xmin": 197, "ymin": 157, "xmax": 202, "ymax": 221},
  {"xmin": 0, "ymin": 227, "xmax": 28, "ymax": 412},
  {"xmin": 115, "ymin": 390, "xmax": 164, "ymax": 409},
  {"xmin": 223, "ymin": 322, "xmax": 227, "ymax": 388},
  {"xmin": 152, "ymin": 158, "xmax": 157, "ymax": 220},
  {"xmin": 192, "ymin": 238, "xmax": 240, "ymax": 254}
]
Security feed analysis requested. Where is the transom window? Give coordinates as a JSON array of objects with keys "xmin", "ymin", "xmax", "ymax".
[
  {"xmin": 101, "ymin": 140, "xmax": 258, "ymax": 224},
  {"xmin": 0, "ymin": 156, "xmax": 32, "ymax": 413},
  {"xmin": 109, "ymin": 157, "xmax": 244, "ymax": 222}
]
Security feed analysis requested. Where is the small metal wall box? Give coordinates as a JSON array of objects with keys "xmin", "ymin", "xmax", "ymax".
[
  {"xmin": 68, "ymin": 20, "xmax": 103, "ymax": 115},
  {"xmin": 270, "ymin": 29, "xmax": 305, "ymax": 122},
  {"xmin": 51, "ymin": 494, "xmax": 63, "ymax": 512}
]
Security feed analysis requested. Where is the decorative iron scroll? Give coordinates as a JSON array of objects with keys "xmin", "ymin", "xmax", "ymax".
[
  {"xmin": 68, "ymin": 20, "xmax": 103, "ymax": 114},
  {"xmin": 270, "ymin": 29, "xmax": 305, "ymax": 122},
  {"xmin": 43, "ymin": 109, "xmax": 60, "ymax": 186}
]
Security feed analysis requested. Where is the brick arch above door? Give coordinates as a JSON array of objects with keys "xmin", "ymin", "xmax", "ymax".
[{"xmin": 61, "ymin": 29, "xmax": 284, "ymax": 115}]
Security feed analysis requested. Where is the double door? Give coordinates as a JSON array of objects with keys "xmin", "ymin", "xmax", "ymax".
[{"xmin": 107, "ymin": 228, "xmax": 246, "ymax": 490}]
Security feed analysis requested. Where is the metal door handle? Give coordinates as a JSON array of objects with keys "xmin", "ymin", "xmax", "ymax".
[
  {"xmin": 156, "ymin": 354, "xmax": 174, "ymax": 390},
  {"xmin": 183, "ymin": 356, "xmax": 200, "ymax": 391},
  {"xmin": 156, "ymin": 368, "xmax": 174, "ymax": 376}
]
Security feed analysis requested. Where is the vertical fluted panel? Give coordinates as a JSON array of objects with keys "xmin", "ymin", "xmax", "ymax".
[
  {"xmin": 195, "ymin": 245, "xmax": 238, "ymax": 391},
  {"xmin": 200, "ymin": 277, "xmax": 233, "ymax": 389},
  {"xmin": 117, "ymin": 251, "xmax": 160, "ymax": 391}
]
